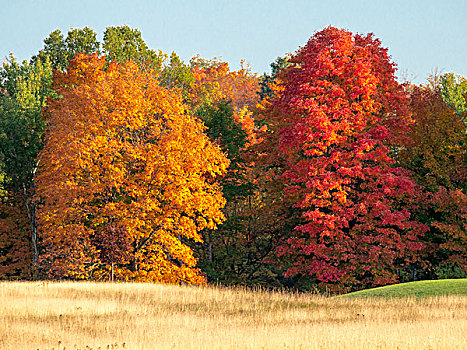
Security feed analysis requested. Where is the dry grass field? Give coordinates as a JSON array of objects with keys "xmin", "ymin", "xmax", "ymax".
[{"xmin": 1, "ymin": 281, "xmax": 466, "ymax": 350}]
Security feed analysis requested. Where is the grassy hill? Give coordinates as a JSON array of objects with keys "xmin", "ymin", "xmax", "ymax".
[
  {"xmin": 342, "ymin": 279, "xmax": 467, "ymax": 298},
  {"xmin": 0, "ymin": 281, "xmax": 466, "ymax": 349}
]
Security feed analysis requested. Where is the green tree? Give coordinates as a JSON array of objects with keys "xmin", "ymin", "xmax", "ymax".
[
  {"xmin": 64, "ymin": 27, "xmax": 100, "ymax": 58},
  {"xmin": 102, "ymin": 25, "xmax": 165, "ymax": 72},
  {"xmin": 32, "ymin": 27, "xmax": 100, "ymax": 72},
  {"xmin": 440, "ymin": 73, "xmax": 467, "ymax": 127},
  {"xmin": 192, "ymin": 101, "xmax": 282, "ymax": 286},
  {"xmin": 160, "ymin": 52, "xmax": 194, "ymax": 99},
  {"xmin": 0, "ymin": 55, "xmax": 54, "ymax": 277}
]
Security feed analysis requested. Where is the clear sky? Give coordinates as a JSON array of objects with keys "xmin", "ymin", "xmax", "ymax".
[{"xmin": 1, "ymin": 0, "xmax": 466, "ymax": 83}]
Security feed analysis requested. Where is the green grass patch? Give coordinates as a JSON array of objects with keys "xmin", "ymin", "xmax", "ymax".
[{"xmin": 341, "ymin": 279, "xmax": 467, "ymax": 298}]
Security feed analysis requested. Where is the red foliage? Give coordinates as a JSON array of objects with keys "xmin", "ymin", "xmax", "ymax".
[
  {"xmin": 400, "ymin": 85, "xmax": 467, "ymax": 275},
  {"xmin": 0, "ymin": 191, "xmax": 32, "ymax": 279},
  {"xmin": 429, "ymin": 188, "xmax": 467, "ymax": 272},
  {"xmin": 260, "ymin": 27, "xmax": 427, "ymax": 289}
]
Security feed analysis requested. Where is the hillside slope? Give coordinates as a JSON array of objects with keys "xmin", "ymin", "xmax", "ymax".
[{"xmin": 342, "ymin": 279, "xmax": 467, "ymax": 298}]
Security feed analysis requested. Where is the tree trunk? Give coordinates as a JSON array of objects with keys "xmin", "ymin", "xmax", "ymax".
[
  {"xmin": 23, "ymin": 183, "xmax": 38, "ymax": 276},
  {"xmin": 207, "ymin": 231, "xmax": 213, "ymax": 263}
]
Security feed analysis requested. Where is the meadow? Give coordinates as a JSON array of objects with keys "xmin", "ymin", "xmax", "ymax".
[{"xmin": 1, "ymin": 281, "xmax": 466, "ymax": 350}]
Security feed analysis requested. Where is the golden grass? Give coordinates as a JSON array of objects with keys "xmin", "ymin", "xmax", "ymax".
[{"xmin": 1, "ymin": 281, "xmax": 466, "ymax": 349}]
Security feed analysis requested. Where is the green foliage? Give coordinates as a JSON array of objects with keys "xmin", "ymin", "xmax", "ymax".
[
  {"xmin": 103, "ymin": 25, "xmax": 165, "ymax": 72},
  {"xmin": 440, "ymin": 73, "xmax": 467, "ymax": 122},
  {"xmin": 434, "ymin": 264, "xmax": 467, "ymax": 279},
  {"xmin": 196, "ymin": 101, "xmax": 247, "ymax": 167},
  {"xmin": 0, "ymin": 55, "xmax": 54, "ymax": 189},
  {"xmin": 0, "ymin": 55, "xmax": 54, "ymax": 277},
  {"xmin": 160, "ymin": 52, "xmax": 194, "ymax": 98},
  {"xmin": 191, "ymin": 101, "xmax": 279, "ymax": 287},
  {"xmin": 64, "ymin": 27, "xmax": 100, "ymax": 58},
  {"xmin": 32, "ymin": 27, "xmax": 100, "ymax": 72},
  {"xmin": 32, "ymin": 30, "xmax": 68, "ymax": 72}
]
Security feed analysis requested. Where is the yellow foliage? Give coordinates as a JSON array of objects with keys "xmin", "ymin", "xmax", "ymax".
[{"xmin": 35, "ymin": 54, "xmax": 229, "ymax": 284}]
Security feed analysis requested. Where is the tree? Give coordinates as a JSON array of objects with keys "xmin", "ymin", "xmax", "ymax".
[
  {"xmin": 0, "ymin": 55, "xmax": 54, "ymax": 278},
  {"xmin": 160, "ymin": 52, "xmax": 194, "ymax": 97},
  {"xmin": 35, "ymin": 54, "xmax": 229, "ymax": 284},
  {"xmin": 440, "ymin": 73, "xmax": 467, "ymax": 125},
  {"xmin": 34, "ymin": 25, "xmax": 167, "ymax": 74},
  {"xmin": 184, "ymin": 58, "xmax": 281, "ymax": 286},
  {"xmin": 259, "ymin": 27, "xmax": 427, "ymax": 291},
  {"xmin": 103, "ymin": 25, "xmax": 165, "ymax": 72},
  {"xmin": 0, "ymin": 56, "xmax": 53, "ymax": 189},
  {"xmin": 192, "ymin": 101, "xmax": 266, "ymax": 285},
  {"xmin": 401, "ymin": 85, "xmax": 466, "ymax": 191},
  {"xmin": 0, "ymin": 27, "xmax": 98, "ymax": 279},
  {"xmin": 32, "ymin": 27, "xmax": 99, "ymax": 72},
  {"xmin": 398, "ymin": 85, "xmax": 467, "ymax": 278},
  {"xmin": 64, "ymin": 27, "xmax": 100, "ymax": 58},
  {"xmin": 189, "ymin": 56, "xmax": 259, "ymax": 145},
  {"xmin": 258, "ymin": 55, "xmax": 289, "ymax": 100}
]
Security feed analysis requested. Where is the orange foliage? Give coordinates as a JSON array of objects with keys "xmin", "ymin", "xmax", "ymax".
[{"xmin": 35, "ymin": 54, "xmax": 229, "ymax": 284}]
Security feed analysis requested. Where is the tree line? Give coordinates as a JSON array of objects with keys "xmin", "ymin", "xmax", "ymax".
[{"xmin": 0, "ymin": 25, "xmax": 465, "ymax": 293}]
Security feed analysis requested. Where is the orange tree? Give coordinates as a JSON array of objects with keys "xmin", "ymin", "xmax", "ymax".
[
  {"xmin": 35, "ymin": 54, "xmax": 228, "ymax": 284},
  {"xmin": 258, "ymin": 27, "xmax": 427, "ymax": 291}
]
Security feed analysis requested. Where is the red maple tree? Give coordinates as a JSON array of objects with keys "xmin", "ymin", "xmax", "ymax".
[{"xmin": 259, "ymin": 27, "xmax": 427, "ymax": 290}]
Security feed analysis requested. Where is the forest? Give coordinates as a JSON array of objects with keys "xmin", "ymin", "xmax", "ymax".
[{"xmin": 0, "ymin": 25, "xmax": 465, "ymax": 293}]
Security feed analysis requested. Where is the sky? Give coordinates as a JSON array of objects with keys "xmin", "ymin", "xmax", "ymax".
[{"xmin": 1, "ymin": 0, "xmax": 466, "ymax": 83}]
